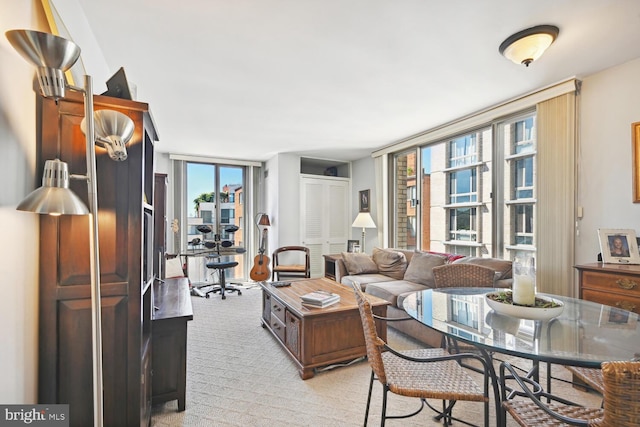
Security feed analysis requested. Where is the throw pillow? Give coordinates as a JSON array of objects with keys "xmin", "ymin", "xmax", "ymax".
[
  {"xmin": 372, "ymin": 247, "xmax": 407, "ymax": 280},
  {"xmin": 341, "ymin": 252, "xmax": 378, "ymax": 275},
  {"xmin": 403, "ymin": 252, "xmax": 447, "ymax": 287}
]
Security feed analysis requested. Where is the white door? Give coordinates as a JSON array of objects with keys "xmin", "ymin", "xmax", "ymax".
[{"xmin": 301, "ymin": 176, "xmax": 350, "ymax": 277}]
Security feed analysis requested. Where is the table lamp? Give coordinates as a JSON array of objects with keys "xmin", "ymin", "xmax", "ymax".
[{"xmin": 352, "ymin": 212, "xmax": 376, "ymax": 253}]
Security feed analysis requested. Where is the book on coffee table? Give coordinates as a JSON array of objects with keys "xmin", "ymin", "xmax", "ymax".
[{"xmin": 301, "ymin": 290, "xmax": 341, "ymax": 308}]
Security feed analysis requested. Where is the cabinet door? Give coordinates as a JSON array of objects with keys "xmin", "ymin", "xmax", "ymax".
[{"xmin": 300, "ymin": 177, "xmax": 349, "ymax": 277}]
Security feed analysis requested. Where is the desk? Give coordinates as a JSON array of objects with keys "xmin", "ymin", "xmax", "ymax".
[{"xmin": 402, "ymin": 288, "xmax": 640, "ymax": 425}]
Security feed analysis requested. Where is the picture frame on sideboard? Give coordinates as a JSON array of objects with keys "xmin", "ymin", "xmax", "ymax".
[{"xmin": 598, "ymin": 228, "xmax": 640, "ymax": 265}]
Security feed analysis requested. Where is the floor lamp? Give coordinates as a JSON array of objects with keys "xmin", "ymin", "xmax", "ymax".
[
  {"xmin": 7, "ymin": 29, "xmax": 135, "ymax": 427},
  {"xmin": 351, "ymin": 212, "xmax": 376, "ymax": 253}
]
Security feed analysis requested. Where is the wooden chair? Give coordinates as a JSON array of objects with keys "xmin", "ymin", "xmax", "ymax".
[
  {"xmin": 432, "ymin": 263, "xmax": 496, "ymax": 288},
  {"xmin": 271, "ymin": 246, "xmax": 310, "ymax": 281},
  {"xmin": 500, "ymin": 360, "xmax": 640, "ymax": 426},
  {"xmin": 351, "ymin": 283, "xmax": 490, "ymax": 426}
]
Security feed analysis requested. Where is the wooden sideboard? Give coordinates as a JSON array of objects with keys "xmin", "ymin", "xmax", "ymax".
[{"xmin": 575, "ymin": 263, "xmax": 640, "ymax": 314}]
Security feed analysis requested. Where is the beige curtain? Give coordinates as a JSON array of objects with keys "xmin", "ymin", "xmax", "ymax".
[{"xmin": 536, "ymin": 92, "xmax": 577, "ymax": 296}]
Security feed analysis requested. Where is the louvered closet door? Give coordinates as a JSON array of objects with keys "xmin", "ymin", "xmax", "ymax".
[{"xmin": 301, "ymin": 176, "xmax": 350, "ymax": 277}]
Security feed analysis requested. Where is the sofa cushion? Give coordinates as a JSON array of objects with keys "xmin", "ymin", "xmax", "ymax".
[
  {"xmin": 403, "ymin": 252, "xmax": 447, "ymax": 287},
  {"xmin": 365, "ymin": 280, "xmax": 429, "ymax": 308},
  {"xmin": 341, "ymin": 252, "xmax": 378, "ymax": 275},
  {"xmin": 340, "ymin": 274, "xmax": 391, "ymax": 290},
  {"xmin": 452, "ymin": 256, "xmax": 513, "ymax": 280},
  {"xmin": 372, "ymin": 247, "xmax": 407, "ymax": 280}
]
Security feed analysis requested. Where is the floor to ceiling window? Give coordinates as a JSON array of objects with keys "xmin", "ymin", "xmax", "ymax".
[
  {"xmin": 186, "ymin": 162, "xmax": 246, "ymax": 282},
  {"xmin": 392, "ymin": 110, "xmax": 536, "ymax": 261}
]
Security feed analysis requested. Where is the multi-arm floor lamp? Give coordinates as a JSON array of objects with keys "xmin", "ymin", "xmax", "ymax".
[{"xmin": 6, "ymin": 29, "xmax": 135, "ymax": 427}]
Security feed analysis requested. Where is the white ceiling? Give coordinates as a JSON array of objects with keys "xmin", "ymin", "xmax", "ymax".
[{"xmin": 74, "ymin": 0, "xmax": 640, "ymax": 162}]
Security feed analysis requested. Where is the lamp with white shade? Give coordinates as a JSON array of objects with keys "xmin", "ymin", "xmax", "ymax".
[{"xmin": 352, "ymin": 212, "xmax": 376, "ymax": 253}]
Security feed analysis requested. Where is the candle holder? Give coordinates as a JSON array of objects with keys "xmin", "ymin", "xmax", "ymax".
[{"xmin": 512, "ymin": 256, "xmax": 536, "ymax": 306}]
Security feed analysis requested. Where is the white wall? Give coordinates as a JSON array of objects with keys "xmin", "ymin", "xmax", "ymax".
[
  {"xmin": 576, "ymin": 57, "xmax": 640, "ymax": 264},
  {"xmin": 0, "ymin": 1, "xmax": 45, "ymax": 403},
  {"xmin": 351, "ymin": 156, "xmax": 379, "ymax": 252},
  {"xmin": 271, "ymin": 153, "xmax": 302, "ymax": 249}
]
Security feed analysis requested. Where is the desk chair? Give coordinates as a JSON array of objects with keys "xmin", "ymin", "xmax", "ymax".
[
  {"xmin": 271, "ymin": 246, "xmax": 310, "ymax": 281},
  {"xmin": 203, "ymin": 225, "xmax": 245, "ymax": 300},
  {"xmin": 205, "ymin": 257, "xmax": 242, "ymax": 300}
]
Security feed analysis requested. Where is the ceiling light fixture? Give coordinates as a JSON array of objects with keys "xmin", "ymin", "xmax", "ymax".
[{"xmin": 499, "ymin": 25, "xmax": 559, "ymax": 67}]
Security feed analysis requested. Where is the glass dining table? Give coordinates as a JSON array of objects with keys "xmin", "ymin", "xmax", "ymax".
[{"xmin": 402, "ymin": 287, "xmax": 640, "ymax": 424}]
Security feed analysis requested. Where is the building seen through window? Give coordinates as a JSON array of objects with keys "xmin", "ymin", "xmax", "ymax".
[{"xmin": 393, "ymin": 111, "xmax": 536, "ymax": 261}]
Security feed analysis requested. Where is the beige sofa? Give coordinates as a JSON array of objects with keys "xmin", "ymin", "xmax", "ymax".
[{"xmin": 336, "ymin": 248, "xmax": 513, "ymax": 348}]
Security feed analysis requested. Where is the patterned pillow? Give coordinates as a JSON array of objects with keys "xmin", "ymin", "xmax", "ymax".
[
  {"xmin": 341, "ymin": 252, "xmax": 378, "ymax": 275},
  {"xmin": 372, "ymin": 247, "xmax": 407, "ymax": 280},
  {"xmin": 403, "ymin": 252, "xmax": 447, "ymax": 287}
]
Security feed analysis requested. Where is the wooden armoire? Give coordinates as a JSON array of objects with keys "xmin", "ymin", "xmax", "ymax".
[{"xmin": 36, "ymin": 90, "xmax": 158, "ymax": 426}]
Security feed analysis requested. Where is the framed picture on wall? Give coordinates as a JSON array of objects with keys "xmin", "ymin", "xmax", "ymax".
[
  {"xmin": 597, "ymin": 228, "xmax": 640, "ymax": 264},
  {"xmin": 359, "ymin": 189, "xmax": 370, "ymax": 212}
]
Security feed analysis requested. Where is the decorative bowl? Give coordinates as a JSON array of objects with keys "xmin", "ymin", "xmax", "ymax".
[{"xmin": 485, "ymin": 291, "xmax": 564, "ymax": 321}]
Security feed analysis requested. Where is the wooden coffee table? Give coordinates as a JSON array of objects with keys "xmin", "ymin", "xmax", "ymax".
[{"xmin": 260, "ymin": 277, "xmax": 389, "ymax": 379}]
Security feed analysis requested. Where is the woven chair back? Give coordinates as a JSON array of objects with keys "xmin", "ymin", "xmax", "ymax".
[
  {"xmin": 600, "ymin": 361, "xmax": 640, "ymax": 426},
  {"xmin": 352, "ymin": 283, "xmax": 387, "ymax": 385},
  {"xmin": 432, "ymin": 263, "xmax": 496, "ymax": 288}
]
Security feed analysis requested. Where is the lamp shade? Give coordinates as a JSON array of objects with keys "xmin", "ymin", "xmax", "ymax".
[
  {"xmin": 499, "ymin": 25, "xmax": 559, "ymax": 67},
  {"xmin": 352, "ymin": 212, "xmax": 376, "ymax": 229},
  {"xmin": 5, "ymin": 29, "xmax": 81, "ymax": 98},
  {"xmin": 81, "ymin": 110, "xmax": 135, "ymax": 161},
  {"xmin": 17, "ymin": 159, "xmax": 89, "ymax": 215},
  {"xmin": 257, "ymin": 213, "xmax": 271, "ymax": 227}
]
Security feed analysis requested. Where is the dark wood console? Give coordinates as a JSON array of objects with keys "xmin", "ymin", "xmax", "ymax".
[{"xmin": 152, "ymin": 277, "xmax": 193, "ymax": 411}]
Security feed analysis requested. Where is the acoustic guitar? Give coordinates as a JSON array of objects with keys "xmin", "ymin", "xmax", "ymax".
[{"xmin": 250, "ymin": 228, "xmax": 271, "ymax": 281}]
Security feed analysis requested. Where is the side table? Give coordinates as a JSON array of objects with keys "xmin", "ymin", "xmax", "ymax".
[{"xmin": 323, "ymin": 254, "xmax": 342, "ymax": 280}]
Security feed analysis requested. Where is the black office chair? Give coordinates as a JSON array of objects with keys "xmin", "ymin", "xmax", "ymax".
[{"xmin": 204, "ymin": 225, "xmax": 246, "ymax": 300}]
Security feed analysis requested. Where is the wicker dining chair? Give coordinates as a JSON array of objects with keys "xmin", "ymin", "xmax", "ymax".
[
  {"xmin": 500, "ymin": 360, "xmax": 640, "ymax": 426},
  {"xmin": 565, "ymin": 366, "xmax": 605, "ymax": 395},
  {"xmin": 351, "ymin": 283, "xmax": 490, "ymax": 427},
  {"xmin": 432, "ymin": 263, "xmax": 497, "ymax": 289},
  {"xmin": 432, "ymin": 263, "xmax": 497, "ymax": 355}
]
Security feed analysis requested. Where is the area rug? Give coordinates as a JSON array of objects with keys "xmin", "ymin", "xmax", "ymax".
[{"xmin": 150, "ymin": 286, "xmax": 601, "ymax": 426}]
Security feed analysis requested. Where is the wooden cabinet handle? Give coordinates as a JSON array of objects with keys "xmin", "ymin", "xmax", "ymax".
[
  {"xmin": 272, "ymin": 305, "xmax": 281, "ymax": 312},
  {"xmin": 616, "ymin": 279, "xmax": 638, "ymax": 290},
  {"xmin": 272, "ymin": 322, "xmax": 281, "ymax": 330},
  {"xmin": 616, "ymin": 301, "xmax": 637, "ymax": 312}
]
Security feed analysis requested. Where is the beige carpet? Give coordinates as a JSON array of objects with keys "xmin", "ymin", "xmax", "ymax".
[{"xmin": 150, "ymin": 286, "xmax": 601, "ymax": 427}]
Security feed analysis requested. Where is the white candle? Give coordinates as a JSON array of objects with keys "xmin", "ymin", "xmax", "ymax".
[{"xmin": 513, "ymin": 275, "xmax": 535, "ymax": 306}]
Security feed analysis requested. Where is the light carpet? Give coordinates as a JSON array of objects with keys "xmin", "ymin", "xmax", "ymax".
[{"xmin": 150, "ymin": 286, "xmax": 601, "ymax": 427}]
